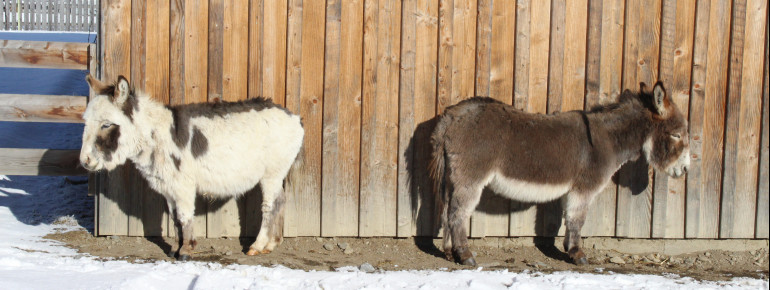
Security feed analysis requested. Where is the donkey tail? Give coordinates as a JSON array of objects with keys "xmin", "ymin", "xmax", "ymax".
[{"xmin": 429, "ymin": 114, "xmax": 451, "ymax": 234}]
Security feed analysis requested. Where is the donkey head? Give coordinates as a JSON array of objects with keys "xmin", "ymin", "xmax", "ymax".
[
  {"xmin": 640, "ymin": 81, "xmax": 690, "ymax": 178},
  {"xmin": 80, "ymin": 75, "xmax": 142, "ymax": 171}
]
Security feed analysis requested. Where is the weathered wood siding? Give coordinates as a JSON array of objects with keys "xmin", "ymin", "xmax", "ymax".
[{"xmin": 95, "ymin": 0, "xmax": 769, "ymax": 239}]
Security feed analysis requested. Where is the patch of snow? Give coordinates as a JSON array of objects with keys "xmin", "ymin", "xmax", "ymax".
[{"xmin": 0, "ymin": 176, "xmax": 766, "ymax": 289}]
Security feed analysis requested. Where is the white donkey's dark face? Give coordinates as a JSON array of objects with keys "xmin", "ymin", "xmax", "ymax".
[{"xmin": 80, "ymin": 75, "xmax": 141, "ymax": 171}]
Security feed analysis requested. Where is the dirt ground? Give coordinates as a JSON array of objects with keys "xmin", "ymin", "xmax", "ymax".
[{"xmin": 47, "ymin": 228, "xmax": 768, "ymax": 282}]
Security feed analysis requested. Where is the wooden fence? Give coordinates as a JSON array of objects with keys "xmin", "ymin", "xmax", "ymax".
[
  {"xmin": 95, "ymin": 0, "xmax": 769, "ymax": 240},
  {"xmin": 0, "ymin": 39, "xmax": 93, "ymax": 175},
  {"xmin": 1, "ymin": 0, "xmax": 98, "ymax": 32}
]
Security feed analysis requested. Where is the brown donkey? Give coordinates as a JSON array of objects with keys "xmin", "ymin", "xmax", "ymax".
[{"xmin": 430, "ymin": 82, "xmax": 690, "ymax": 266}]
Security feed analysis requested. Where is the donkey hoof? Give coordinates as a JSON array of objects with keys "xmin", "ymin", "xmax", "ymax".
[
  {"xmin": 178, "ymin": 254, "xmax": 192, "ymax": 261},
  {"xmin": 246, "ymin": 248, "xmax": 260, "ymax": 256},
  {"xmin": 574, "ymin": 257, "xmax": 588, "ymax": 265},
  {"xmin": 461, "ymin": 257, "xmax": 477, "ymax": 267}
]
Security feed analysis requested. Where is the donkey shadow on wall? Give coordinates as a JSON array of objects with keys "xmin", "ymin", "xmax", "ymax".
[
  {"xmin": 96, "ymin": 164, "xmax": 242, "ymax": 257},
  {"xmin": 405, "ymin": 112, "xmax": 652, "ymax": 264},
  {"xmin": 95, "ymin": 148, "xmax": 269, "ymax": 258}
]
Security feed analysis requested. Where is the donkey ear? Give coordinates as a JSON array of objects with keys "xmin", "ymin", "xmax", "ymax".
[
  {"xmin": 86, "ymin": 74, "xmax": 111, "ymax": 95},
  {"xmin": 652, "ymin": 81, "xmax": 668, "ymax": 117},
  {"xmin": 114, "ymin": 75, "xmax": 131, "ymax": 105}
]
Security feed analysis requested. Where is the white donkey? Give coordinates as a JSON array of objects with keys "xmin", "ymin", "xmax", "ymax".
[{"xmin": 81, "ymin": 75, "xmax": 304, "ymax": 260}]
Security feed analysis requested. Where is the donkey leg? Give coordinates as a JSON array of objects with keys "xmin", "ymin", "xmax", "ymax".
[
  {"xmin": 174, "ymin": 197, "xmax": 197, "ymax": 261},
  {"xmin": 265, "ymin": 188, "xmax": 286, "ymax": 251},
  {"xmin": 562, "ymin": 191, "xmax": 593, "ymax": 265},
  {"xmin": 165, "ymin": 200, "xmax": 178, "ymax": 257},
  {"xmin": 448, "ymin": 185, "xmax": 483, "ymax": 266},
  {"xmin": 247, "ymin": 178, "xmax": 283, "ymax": 255},
  {"xmin": 441, "ymin": 200, "xmax": 452, "ymax": 261},
  {"xmin": 167, "ymin": 189, "xmax": 196, "ymax": 261}
]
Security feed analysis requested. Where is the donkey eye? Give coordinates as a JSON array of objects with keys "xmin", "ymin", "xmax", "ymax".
[
  {"xmin": 101, "ymin": 123, "xmax": 113, "ymax": 129},
  {"xmin": 671, "ymin": 133, "xmax": 681, "ymax": 139}
]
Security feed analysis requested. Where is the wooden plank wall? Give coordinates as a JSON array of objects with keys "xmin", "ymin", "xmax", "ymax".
[{"xmin": 96, "ymin": 0, "xmax": 770, "ymax": 239}]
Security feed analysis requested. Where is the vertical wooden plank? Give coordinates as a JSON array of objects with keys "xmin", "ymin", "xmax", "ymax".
[
  {"xmin": 509, "ymin": 0, "xmax": 530, "ymax": 235},
  {"xmin": 397, "ymin": 0, "xmax": 439, "ymax": 237},
  {"xmin": 652, "ymin": 0, "xmax": 695, "ymax": 239},
  {"xmin": 509, "ymin": 1, "xmax": 551, "ymax": 236},
  {"xmin": 692, "ymin": 0, "xmax": 731, "ymax": 238},
  {"xmin": 202, "ymin": 0, "xmax": 227, "ymax": 238},
  {"xmin": 127, "ymin": 0, "xmax": 167, "ymax": 238},
  {"xmin": 247, "ymin": 0, "xmax": 262, "ymax": 100},
  {"xmin": 652, "ymin": 0, "xmax": 676, "ymax": 238},
  {"xmin": 720, "ymin": 0, "xmax": 748, "ymax": 239},
  {"xmin": 206, "ymin": 0, "xmax": 249, "ymax": 238},
  {"xmin": 10, "ymin": 0, "xmax": 18, "ymax": 30},
  {"xmin": 30, "ymin": 0, "xmax": 37, "ymax": 30},
  {"xmin": 321, "ymin": 0, "xmax": 363, "ymax": 237},
  {"xmin": 238, "ymin": 0, "xmax": 264, "ymax": 239},
  {"xmin": 616, "ymin": 0, "xmax": 660, "ymax": 238},
  {"xmin": 582, "ymin": 0, "xmax": 618, "ymax": 237},
  {"xmin": 474, "ymin": 0, "xmax": 491, "ymax": 99},
  {"xmin": 470, "ymin": 0, "xmax": 491, "ymax": 238},
  {"xmin": 320, "ymin": 0, "xmax": 342, "ymax": 237},
  {"xmin": 686, "ymin": 0, "xmax": 709, "ymax": 238},
  {"xmin": 285, "ymin": 0, "xmax": 324, "ymax": 237},
  {"xmin": 360, "ymin": 0, "xmax": 401, "ymax": 237},
  {"xmin": 757, "ymin": 17, "xmax": 770, "ymax": 239},
  {"xmin": 470, "ymin": 0, "xmax": 514, "ymax": 238},
  {"xmin": 182, "ymin": 0, "xmax": 209, "ymax": 238},
  {"xmin": 436, "ymin": 0, "xmax": 453, "ymax": 113},
  {"xmin": 262, "ymin": 1, "xmax": 287, "ymax": 106},
  {"xmin": 546, "ymin": 0, "xmax": 565, "ymax": 114},
  {"xmin": 229, "ymin": 0, "xmax": 251, "ymax": 238},
  {"xmin": 510, "ymin": 0, "xmax": 549, "ymax": 237},
  {"xmin": 436, "ymin": 0, "xmax": 476, "ymax": 111},
  {"xmin": 138, "ymin": 0, "xmax": 171, "ymax": 237},
  {"xmin": 435, "ymin": 0, "xmax": 475, "ymax": 110},
  {"xmin": 223, "ymin": 0, "xmax": 248, "ymax": 101},
  {"xmin": 88, "ymin": 42, "xmax": 101, "ymax": 234},
  {"xmin": 99, "ymin": 0, "xmax": 131, "ymax": 236},
  {"xmin": 526, "ymin": 0, "xmax": 549, "ymax": 114},
  {"xmin": 169, "ymin": 0, "xmax": 185, "ymax": 106},
  {"xmin": 207, "ymin": 0, "xmax": 223, "ymax": 103},
  {"xmin": 469, "ymin": 0, "xmax": 491, "ymax": 238},
  {"xmin": 486, "ymin": 0, "xmax": 515, "ymax": 237},
  {"xmin": 397, "ymin": 0, "xmax": 418, "ymax": 238},
  {"xmin": 455, "ymin": 0, "xmax": 476, "ymax": 103},
  {"xmin": 184, "ymin": 0, "xmax": 208, "ymax": 104},
  {"xmin": 616, "ymin": 0, "xmax": 641, "ymax": 238},
  {"xmin": 146, "ymin": 0, "xmax": 170, "ymax": 105},
  {"xmin": 561, "ymin": 0, "xmax": 587, "ymax": 112},
  {"xmin": 126, "ymin": 0, "xmax": 146, "ymax": 237},
  {"xmin": 283, "ymin": 0, "xmax": 303, "ymax": 237},
  {"xmin": 723, "ymin": 0, "xmax": 767, "ymax": 238}
]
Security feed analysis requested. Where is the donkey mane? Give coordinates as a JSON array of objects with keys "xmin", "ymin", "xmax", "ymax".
[
  {"xmin": 166, "ymin": 97, "xmax": 294, "ymax": 150},
  {"xmin": 166, "ymin": 97, "xmax": 292, "ymax": 119}
]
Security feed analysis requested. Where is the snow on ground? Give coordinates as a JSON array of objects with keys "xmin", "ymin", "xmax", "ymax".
[
  {"xmin": 1, "ymin": 31, "xmax": 768, "ymax": 289},
  {"xmin": 0, "ymin": 179, "xmax": 766, "ymax": 290},
  {"xmin": 0, "ymin": 178, "xmax": 767, "ymax": 290}
]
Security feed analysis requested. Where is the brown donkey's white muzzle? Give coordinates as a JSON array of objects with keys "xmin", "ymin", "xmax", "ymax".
[{"xmin": 667, "ymin": 148, "xmax": 690, "ymax": 178}]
